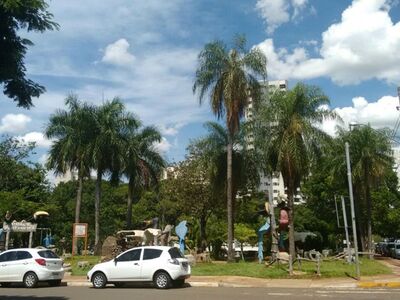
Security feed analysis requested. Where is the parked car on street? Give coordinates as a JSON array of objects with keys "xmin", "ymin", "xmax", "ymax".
[
  {"xmin": 391, "ymin": 241, "xmax": 400, "ymax": 259},
  {"xmin": 87, "ymin": 246, "xmax": 190, "ymax": 289},
  {"xmin": 0, "ymin": 248, "xmax": 64, "ymax": 288}
]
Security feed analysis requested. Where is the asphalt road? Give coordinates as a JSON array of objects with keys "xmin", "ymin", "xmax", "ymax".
[{"xmin": 2, "ymin": 286, "xmax": 400, "ymax": 300}]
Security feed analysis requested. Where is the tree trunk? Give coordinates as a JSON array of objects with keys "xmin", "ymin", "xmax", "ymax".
[
  {"xmin": 365, "ymin": 174, "xmax": 373, "ymax": 259},
  {"xmin": 287, "ymin": 180, "xmax": 296, "ymax": 275},
  {"xmin": 268, "ymin": 182, "xmax": 279, "ymax": 261},
  {"xmin": 227, "ymin": 132, "xmax": 235, "ymax": 262},
  {"xmin": 199, "ymin": 215, "xmax": 207, "ymax": 252},
  {"xmin": 73, "ymin": 171, "xmax": 83, "ymax": 255},
  {"xmin": 126, "ymin": 177, "xmax": 134, "ymax": 229},
  {"xmin": 94, "ymin": 170, "xmax": 102, "ymax": 254},
  {"xmin": 75, "ymin": 173, "xmax": 83, "ymax": 223}
]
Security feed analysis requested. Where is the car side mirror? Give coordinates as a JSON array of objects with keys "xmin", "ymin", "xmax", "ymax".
[{"xmin": 114, "ymin": 258, "xmax": 118, "ymax": 264}]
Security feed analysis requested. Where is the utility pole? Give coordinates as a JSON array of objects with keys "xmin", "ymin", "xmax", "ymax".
[
  {"xmin": 345, "ymin": 142, "xmax": 361, "ymax": 279},
  {"xmin": 341, "ymin": 196, "xmax": 352, "ymax": 264}
]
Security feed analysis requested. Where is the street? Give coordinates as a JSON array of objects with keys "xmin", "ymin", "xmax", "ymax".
[{"xmin": 1, "ymin": 286, "xmax": 400, "ymax": 300}]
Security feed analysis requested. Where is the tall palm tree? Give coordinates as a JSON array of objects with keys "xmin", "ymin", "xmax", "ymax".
[
  {"xmin": 91, "ymin": 99, "xmax": 139, "ymax": 252},
  {"xmin": 193, "ymin": 35, "xmax": 267, "ymax": 261},
  {"xmin": 123, "ymin": 126, "xmax": 165, "ymax": 229},
  {"xmin": 344, "ymin": 125, "xmax": 392, "ymax": 254},
  {"xmin": 45, "ymin": 95, "xmax": 95, "ymax": 224},
  {"xmin": 256, "ymin": 83, "xmax": 336, "ymax": 266}
]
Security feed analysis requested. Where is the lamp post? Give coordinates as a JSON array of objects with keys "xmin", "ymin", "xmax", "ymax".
[{"xmin": 345, "ymin": 142, "xmax": 361, "ymax": 279}]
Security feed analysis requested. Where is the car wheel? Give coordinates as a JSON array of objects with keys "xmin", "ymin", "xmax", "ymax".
[
  {"xmin": 92, "ymin": 272, "xmax": 107, "ymax": 289},
  {"xmin": 113, "ymin": 282, "xmax": 125, "ymax": 288},
  {"xmin": 154, "ymin": 271, "xmax": 171, "ymax": 289},
  {"xmin": 23, "ymin": 272, "xmax": 38, "ymax": 288},
  {"xmin": 48, "ymin": 280, "xmax": 62, "ymax": 287},
  {"xmin": 172, "ymin": 279, "xmax": 185, "ymax": 288}
]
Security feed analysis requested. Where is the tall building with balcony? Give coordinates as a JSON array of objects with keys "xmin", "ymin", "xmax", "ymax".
[{"xmin": 245, "ymin": 80, "xmax": 304, "ymax": 204}]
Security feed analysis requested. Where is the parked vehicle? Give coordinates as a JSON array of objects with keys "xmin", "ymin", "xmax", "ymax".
[
  {"xmin": 0, "ymin": 248, "xmax": 64, "ymax": 288},
  {"xmin": 87, "ymin": 246, "xmax": 190, "ymax": 289},
  {"xmin": 391, "ymin": 241, "xmax": 400, "ymax": 259}
]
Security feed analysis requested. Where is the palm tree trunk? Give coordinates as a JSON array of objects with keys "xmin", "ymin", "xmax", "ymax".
[
  {"xmin": 94, "ymin": 170, "xmax": 102, "ymax": 255},
  {"xmin": 126, "ymin": 177, "xmax": 134, "ymax": 229},
  {"xmin": 199, "ymin": 214, "xmax": 207, "ymax": 252},
  {"xmin": 268, "ymin": 185, "xmax": 278, "ymax": 261},
  {"xmin": 287, "ymin": 180, "xmax": 296, "ymax": 275},
  {"xmin": 73, "ymin": 171, "xmax": 83, "ymax": 255},
  {"xmin": 227, "ymin": 131, "xmax": 234, "ymax": 262},
  {"xmin": 366, "ymin": 192, "xmax": 373, "ymax": 258}
]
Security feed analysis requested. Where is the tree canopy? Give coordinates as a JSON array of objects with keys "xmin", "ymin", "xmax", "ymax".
[{"xmin": 0, "ymin": 0, "xmax": 58, "ymax": 108}]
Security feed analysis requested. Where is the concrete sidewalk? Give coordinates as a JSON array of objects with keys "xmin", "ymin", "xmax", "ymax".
[{"xmin": 63, "ymin": 274, "xmax": 400, "ymax": 288}]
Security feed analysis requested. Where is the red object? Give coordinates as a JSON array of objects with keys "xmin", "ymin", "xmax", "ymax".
[
  {"xmin": 279, "ymin": 209, "xmax": 289, "ymax": 229},
  {"xmin": 35, "ymin": 258, "xmax": 46, "ymax": 266}
]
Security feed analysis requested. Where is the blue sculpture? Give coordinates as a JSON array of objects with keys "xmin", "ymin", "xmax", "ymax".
[
  {"xmin": 257, "ymin": 218, "xmax": 270, "ymax": 263},
  {"xmin": 175, "ymin": 220, "xmax": 188, "ymax": 253}
]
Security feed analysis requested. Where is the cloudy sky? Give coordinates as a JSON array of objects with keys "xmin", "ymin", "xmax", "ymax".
[{"xmin": 1, "ymin": 0, "xmax": 400, "ymax": 166}]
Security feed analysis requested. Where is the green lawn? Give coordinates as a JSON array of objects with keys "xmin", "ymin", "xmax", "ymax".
[
  {"xmin": 63, "ymin": 255, "xmax": 102, "ymax": 276},
  {"xmin": 64, "ymin": 256, "xmax": 392, "ymax": 278},
  {"xmin": 191, "ymin": 258, "xmax": 392, "ymax": 279}
]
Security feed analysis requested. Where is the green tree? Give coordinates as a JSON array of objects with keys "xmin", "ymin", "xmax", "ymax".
[
  {"xmin": 91, "ymin": 99, "xmax": 138, "ymax": 252},
  {"xmin": 234, "ymin": 223, "xmax": 257, "ymax": 261},
  {"xmin": 45, "ymin": 95, "xmax": 95, "ymax": 224},
  {"xmin": 329, "ymin": 126, "xmax": 394, "ymax": 253},
  {"xmin": 256, "ymin": 83, "xmax": 336, "ymax": 266},
  {"xmin": 123, "ymin": 126, "xmax": 165, "ymax": 229},
  {"xmin": 0, "ymin": 0, "xmax": 58, "ymax": 108},
  {"xmin": 193, "ymin": 35, "xmax": 267, "ymax": 261}
]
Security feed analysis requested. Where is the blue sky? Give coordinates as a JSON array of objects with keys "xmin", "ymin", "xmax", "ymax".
[{"xmin": 1, "ymin": 0, "xmax": 400, "ymax": 169}]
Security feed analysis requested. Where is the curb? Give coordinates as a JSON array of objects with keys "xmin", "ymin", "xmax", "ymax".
[{"xmin": 357, "ymin": 282, "xmax": 400, "ymax": 288}]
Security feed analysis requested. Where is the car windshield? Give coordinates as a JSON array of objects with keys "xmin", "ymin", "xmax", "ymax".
[
  {"xmin": 38, "ymin": 250, "xmax": 59, "ymax": 259},
  {"xmin": 168, "ymin": 247, "xmax": 184, "ymax": 259}
]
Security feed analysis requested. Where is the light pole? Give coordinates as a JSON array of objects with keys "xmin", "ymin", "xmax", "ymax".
[{"xmin": 345, "ymin": 142, "xmax": 361, "ymax": 279}]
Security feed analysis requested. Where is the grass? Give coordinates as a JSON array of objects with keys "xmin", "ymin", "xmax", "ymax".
[
  {"xmin": 63, "ymin": 255, "xmax": 102, "ymax": 276},
  {"xmin": 191, "ymin": 258, "xmax": 392, "ymax": 279},
  {"xmin": 64, "ymin": 255, "xmax": 392, "ymax": 278}
]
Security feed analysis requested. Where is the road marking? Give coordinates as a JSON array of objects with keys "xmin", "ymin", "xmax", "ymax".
[{"xmin": 267, "ymin": 292, "xmax": 292, "ymax": 296}]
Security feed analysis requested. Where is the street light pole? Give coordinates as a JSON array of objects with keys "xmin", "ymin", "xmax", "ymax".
[{"xmin": 345, "ymin": 142, "xmax": 360, "ymax": 279}]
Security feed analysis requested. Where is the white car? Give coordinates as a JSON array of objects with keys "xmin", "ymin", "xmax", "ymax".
[
  {"xmin": 87, "ymin": 246, "xmax": 191, "ymax": 289},
  {"xmin": 0, "ymin": 248, "xmax": 64, "ymax": 288}
]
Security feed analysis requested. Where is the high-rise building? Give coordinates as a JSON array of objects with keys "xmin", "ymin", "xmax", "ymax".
[{"xmin": 245, "ymin": 80, "xmax": 304, "ymax": 204}]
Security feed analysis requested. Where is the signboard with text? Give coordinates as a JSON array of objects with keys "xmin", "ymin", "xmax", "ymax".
[{"xmin": 3, "ymin": 222, "xmax": 37, "ymax": 233}]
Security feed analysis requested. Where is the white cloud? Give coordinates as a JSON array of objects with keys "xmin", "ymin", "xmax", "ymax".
[
  {"xmin": 16, "ymin": 132, "xmax": 52, "ymax": 148},
  {"xmin": 0, "ymin": 114, "xmax": 32, "ymax": 133},
  {"xmin": 320, "ymin": 95, "xmax": 400, "ymax": 136},
  {"xmin": 154, "ymin": 137, "xmax": 172, "ymax": 153},
  {"xmin": 255, "ymin": 0, "xmax": 310, "ymax": 34},
  {"xmin": 256, "ymin": 0, "xmax": 400, "ymax": 84},
  {"xmin": 102, "ymin": 38, "xmax": 136, "ymax": 67},
  {"xmin": 158, "ymin": 123, "xmax": 184, "ymax": 136}
]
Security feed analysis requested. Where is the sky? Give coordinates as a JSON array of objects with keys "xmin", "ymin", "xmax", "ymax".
[{"xmin": 1, "ymin": 0, "xmax": 400, "ymax": 169}]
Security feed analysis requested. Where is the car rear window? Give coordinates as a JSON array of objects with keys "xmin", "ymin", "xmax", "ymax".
[
  {"xmin": 168, "ymin": 247, "xmax": 184, "ymax": 259},
  {"xmin": 38, "ymin": 250, "xmax": 59, "ymax": 259},
  {"xmin": 143, "ymin": 249, "xmax": 162, "ymax": 260}
]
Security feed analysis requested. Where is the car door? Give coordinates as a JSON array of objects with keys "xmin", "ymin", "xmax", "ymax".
[
  {"xmin": 140, "ymin": 248, "xmax": 163, "ymax": 280},
  {"xmin": 15, "ymin": 251, "xmax": 34, "ymax": 281},
  {"xmin": 108, "ymin": 248, "xmax": 142, "ymax": 281},
  {"xmin": 0, "ymin": 251, "xmax": 19, "ymax": 281}
]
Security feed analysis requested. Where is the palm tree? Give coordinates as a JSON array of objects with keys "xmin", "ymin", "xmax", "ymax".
[
  {"xmin": 193, "ymin": 35, "xmax": 267, "ymax": 261},
  {"xmin": 256, "ymin": 83, "xmax": 336, "ymax": 267},
  {"xmin": 344, "ymin": 125, "xmax": 392, "ymax": 255},
  {"xmin": 91, "ymin": 99, "xmax": 139, "ymax": 252},
  {"xmin": 123, "ymin": 126, "xmax": 165, "ymax": 229},
  {"xmin": 45, "ymin": 95, "xmax": 95, "ymax": 224}
]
